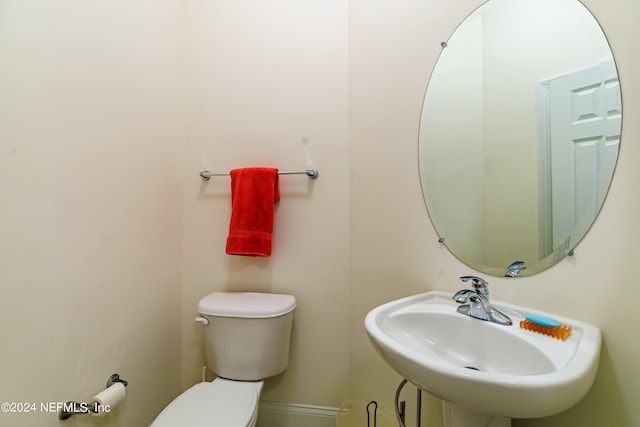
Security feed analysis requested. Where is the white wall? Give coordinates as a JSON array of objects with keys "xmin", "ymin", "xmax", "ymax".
[{"xmin": 0, "ymin": 1, "xmax": 184, "ymax": 425}]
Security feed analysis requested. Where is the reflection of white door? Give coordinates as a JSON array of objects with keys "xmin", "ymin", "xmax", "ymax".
[{"xmin": 537, "ymin": 60, "xmax": 621, "ymax": 257}]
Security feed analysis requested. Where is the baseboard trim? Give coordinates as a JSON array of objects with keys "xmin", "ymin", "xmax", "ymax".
[{"xmin": 258, "ymin": 401, "xmax": 338, "ymax": 427}]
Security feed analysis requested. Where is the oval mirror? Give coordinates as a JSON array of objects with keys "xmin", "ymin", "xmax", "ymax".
[{"xmin": 419, "ymin": 0, "xmax": 622, "ymax": 277}]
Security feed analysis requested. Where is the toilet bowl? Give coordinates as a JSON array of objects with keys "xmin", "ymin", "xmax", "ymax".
[
  {"xmin": 150, "ymin": 292, "xmax": 296, "ymax": 427},
  {"xmin": 151, "ymin": 378, "xmax": 262, "ymax": 427}
]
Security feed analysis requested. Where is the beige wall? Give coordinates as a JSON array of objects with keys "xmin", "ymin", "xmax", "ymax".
[
  {"xmin": 350, "ymin": 0, "xmax": 640, "ymax": 426},
  {"xmin": 0, "ymin": 0, "xmax": 184, "ymax": 426},
  {"xmin": 1, "ymin": 0, "xmax": 639, "ymax": 426},
  {"xmin": 180, "ymin": 0, "xmax": 351, "ymax": 406}
]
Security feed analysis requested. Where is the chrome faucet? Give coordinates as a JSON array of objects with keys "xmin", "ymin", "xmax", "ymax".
[
  {"xmin": 505, "ymin": 261, "xmax": 526, "ymax": 277},
  {"xmin": 453, "ymin": 276, "xmax": 512, "ymax": 325}
]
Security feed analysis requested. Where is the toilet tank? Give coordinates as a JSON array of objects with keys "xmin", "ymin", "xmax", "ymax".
[{"xmin": 197, "ymin": 292, "xmax": 296, "ymax": 381}]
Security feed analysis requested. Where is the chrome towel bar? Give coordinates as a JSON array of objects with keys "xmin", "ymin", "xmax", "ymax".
[{"xmin": 199, "ymin": 169, "xmax": 319, "ymax": 181}]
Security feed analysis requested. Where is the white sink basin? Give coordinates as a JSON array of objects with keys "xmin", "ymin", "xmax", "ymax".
[{"xmin": 364, "ymin": 291, "xmax": 601, "ymax": 420}]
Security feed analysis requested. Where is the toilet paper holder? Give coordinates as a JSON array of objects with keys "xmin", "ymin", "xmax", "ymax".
[{"xmin": 59, "ymin": 373, "xmax": 128, "ymax": 420}]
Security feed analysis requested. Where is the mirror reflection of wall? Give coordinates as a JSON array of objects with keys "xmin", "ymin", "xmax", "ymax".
[{"xmin": 419, "ymin": 0, "xmax": 621, "ymax": 277}]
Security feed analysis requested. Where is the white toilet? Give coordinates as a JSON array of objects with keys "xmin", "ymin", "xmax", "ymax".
[{"xmin": 151, "ymin": 292, "xmax": 296, "ymax": 427}]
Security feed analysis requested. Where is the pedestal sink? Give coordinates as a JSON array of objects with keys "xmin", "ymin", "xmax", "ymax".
[{"xmin": 364, "ymin": 291, "xmax": 601, "ymax": 426}]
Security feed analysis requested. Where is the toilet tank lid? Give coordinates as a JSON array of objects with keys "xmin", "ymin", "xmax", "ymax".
[{"xmin": 198, "ymin": 292, "xmax": 296, "ymax": 318}]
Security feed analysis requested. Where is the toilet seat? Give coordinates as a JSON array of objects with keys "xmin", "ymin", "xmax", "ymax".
[{"xmin": 151, "ymin": 379, "xmax": 259, "ymax": 427}]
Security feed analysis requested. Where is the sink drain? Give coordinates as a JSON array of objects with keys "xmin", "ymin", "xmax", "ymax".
[{"xmin": 464, "ymin": 365, "xmax": 480, "ymax": 371}]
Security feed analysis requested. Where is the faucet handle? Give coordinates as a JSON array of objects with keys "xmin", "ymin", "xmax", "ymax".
[
  {"xmin": 460, "ymin": 275, "xmax": 488, "ymax": 287},
  {"xmin": 459, "ymin": 276, "xmax": 489, "ymax": 299}
]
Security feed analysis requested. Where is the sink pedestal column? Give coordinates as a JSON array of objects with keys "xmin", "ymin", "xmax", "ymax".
[{"xmin": 442, "ymin": 402, "xmax": 510, "ymax": 427}]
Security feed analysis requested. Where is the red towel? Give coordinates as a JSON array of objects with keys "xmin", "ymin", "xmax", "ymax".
[{"xmin": 226, "ymin": 167, "xmax": 280, "ymax": 256}]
